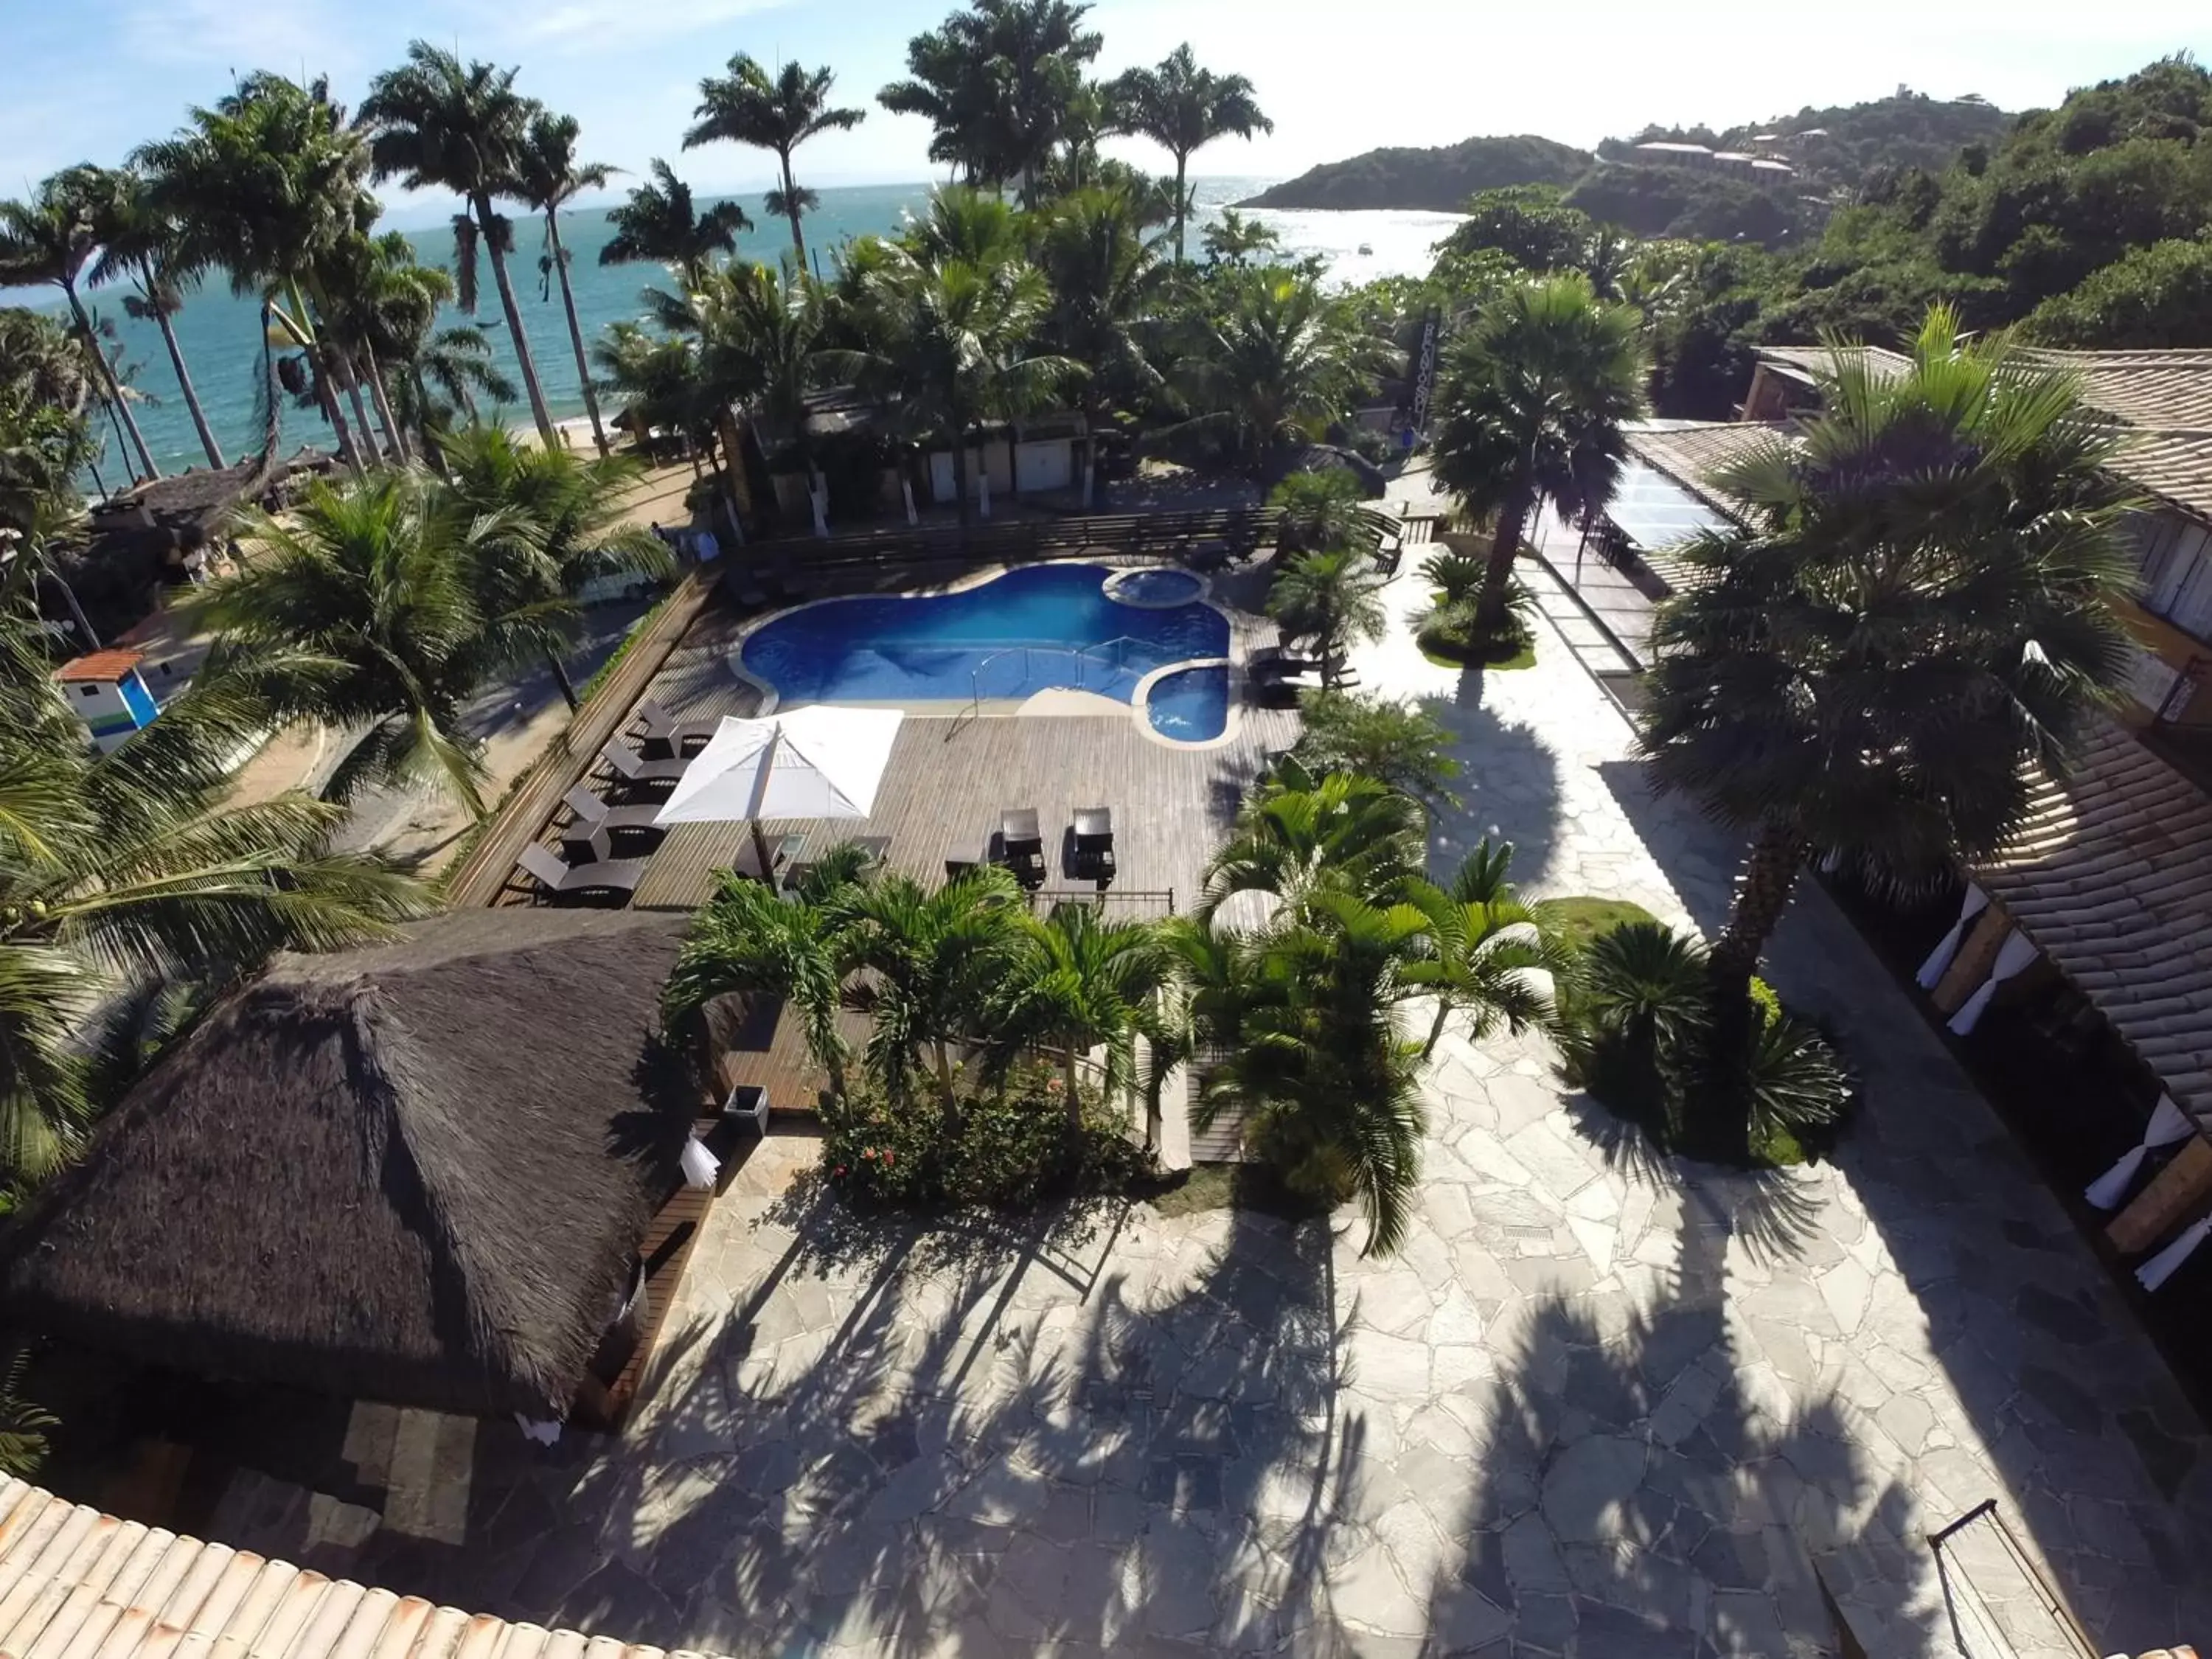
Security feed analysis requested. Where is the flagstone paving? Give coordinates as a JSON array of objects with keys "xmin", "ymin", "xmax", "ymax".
[{"xmin": 329, "ymin": 571, "xmax": 2212, "ymax": 1657}]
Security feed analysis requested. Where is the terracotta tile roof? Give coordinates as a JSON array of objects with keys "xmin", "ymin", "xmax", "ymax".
[
  {"xmin": 0, "ymin": 1479, "xmax": 727, "ymax": 1659},
  {"xmin": 1978, "ymin": 719, "xmax": 2212, "ymax": 1129},
  {"xmin": 51, "ymin": 649, "xmax": 145, "ymax": 683}
]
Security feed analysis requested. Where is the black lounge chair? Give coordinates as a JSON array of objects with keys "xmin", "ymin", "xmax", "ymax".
[
  {"xmin": 1068, "ymin": 806, "xmax": 1116, "ymax": 888},
  {"xmin": 561, "ymin": 784, "xmax": 668, "ymax": 860},
  {"xmin": 515, "ymin": 843, "xmax": 647, "ymax": 905},
  {"xmin": 635, "ymin": 699, "xmax": 719, "ymax": 762},
  {"xmin": 995, "ymin": 808, "xmax": 1047, "ymax": 888},
  {"xmin": 602, "ymin": 738, "xmax": 690, "ymax": 796},
  {"xmin": 1248, "ymin": 655, "xmax": 1326, "ymax": 709}
]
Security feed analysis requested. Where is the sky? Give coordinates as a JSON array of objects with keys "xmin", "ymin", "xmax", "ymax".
[{"xmin": 1, "ymin": 0, "xmax": 2208, "ymax": 223}]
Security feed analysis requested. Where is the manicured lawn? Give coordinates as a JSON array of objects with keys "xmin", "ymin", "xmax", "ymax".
[{"xmin": 1538, "ymin": 894, "xmax": 1660, "ymax": 952}]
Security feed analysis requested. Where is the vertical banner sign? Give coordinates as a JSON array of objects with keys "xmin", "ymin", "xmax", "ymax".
[{"xmin": 1411, "ymin": 311, "xmax": 1441, "ymax": 436}]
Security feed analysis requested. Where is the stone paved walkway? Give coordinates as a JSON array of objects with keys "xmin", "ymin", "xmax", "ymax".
[{"xmin": 324, "ymin": 566, "xmax": 2212, "ymax": 1658}]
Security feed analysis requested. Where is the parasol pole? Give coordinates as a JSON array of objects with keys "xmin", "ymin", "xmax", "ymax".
[{"xmin": 744, "ymin": 724, "xmax": 781, "ymax": 880}]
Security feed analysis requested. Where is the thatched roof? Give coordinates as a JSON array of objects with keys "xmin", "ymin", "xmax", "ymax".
[{"xmin": 0, "ymin": 909, "xmax": 697, "ymax": 1419}]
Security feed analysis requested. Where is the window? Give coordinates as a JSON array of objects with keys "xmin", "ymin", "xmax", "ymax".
[
  {"xmin": 2135, "ymin": 512, "xmax": 2212, "ymax": 641},
  {"xmin": 77, "ymin": 684, "xmax": 98, "ymax": 699}
]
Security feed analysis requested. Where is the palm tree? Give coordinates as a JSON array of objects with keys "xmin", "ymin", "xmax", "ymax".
[
  {"xmin": 686, "ymin": 261, "xmax": 834, "ymax": 521},
  {"xmin": 195, "ymin": 470, "xmax": 562, "ymax": 815},
  {"xmin": 1430, "ymin": 272, "xmax": 1646, "ymax": 631},
  {"xmin": 137, "ymin": 73, "xmax": 378, "ymax": 472},
  {"xmin": 319, "ymin": 228, "xmax": 455, "ymax": 464},
  {"xmin": 989, "ymin": 903, "xmax": 1175, "ymax": 1155},
  {"xmin": 1200, "ymin": 207, "xmax": 1283, "ymax": 268},
  {"xmin": 1266, "ymin": 546, "xmax": 1388, "ymax": 686},
  {"xmin": 1107, "ymin": 44, "xmax": 1273, "ymax": 262},
  {"xmin": 841, "ymin": 866, "xmax": 1024, "ymax": 1133},
  {"xmin": 0, "ymin": 170, "xmax": 161, "ymax": 481},
  {"xmin": 516, "ymin": 111, "xmax": 616, "ymax": 458},
  {"xmin": 1198, "ymin": 760, "xmax": 1425, "ymax": 921},
  {"xmin": 1176, "ymin": 269, "xmax": 1394, "ymax": 475},
  {"xmin": 599, "ymin": 159, "xmax": 751, "ymax": 292},
  {"xmin": 358, "ymin": 42, "xmax": 558, "ymax": 448},
  {"xmin": 0, "ymin": 311, "xmax": 101, "ymax": 529},
  {"xmin": 685, "ymin": 56, "xmax": 865, "ymax": 268},
  {"xmin": 434, "ymin": 424, "xmax": 669, "ymax": 708},
  {"xmin": 664, "ymin": 864, "xmax": 864, "ymax": 1119},
  {"xmin": 1034, "ymin": 185, "xmax": 1166, "ymax": 498},
  {"xmin": 1400, "ymin": 839, "xmax": 1565, "ymax": 1059},
  {"xmin": 834, "ymin": 198, "xmax": 1080, "ymax": 527},
  {"xmin": 83, "ymin": 165, "xmax": 225, "ymax": 469},
  {"xmin": 0, "ymin": 557, "xmax": 428, "ymax": 1183},
  {"xmin": 1641, "ymin": 310, "xmax": 2137, "ymax": 1020},
  {"xmin": 880, "ymin": 0, "xmax": 1104, "ymax": 205},
  {"xmin": 394, "ymin": 324, "xmax": 516, "ymax": 454}
]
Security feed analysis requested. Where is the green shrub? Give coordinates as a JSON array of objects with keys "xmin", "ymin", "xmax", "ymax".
[
  {"xmin": 1559, "ymin": 920, "xmax": 1855, "ymax": 1166},
  {"xmin": 1415, "ymin": 583, "xmax": 1537, "ymax": 669},
  {"xmin": 822, "ymin": 1063, "xmax": 1153, "ymax": 1211}
]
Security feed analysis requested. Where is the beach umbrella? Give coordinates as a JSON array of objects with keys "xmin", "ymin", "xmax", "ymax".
[{"xmin": 653, "ymin": 706, "xmax": 905, "ymax": 877}]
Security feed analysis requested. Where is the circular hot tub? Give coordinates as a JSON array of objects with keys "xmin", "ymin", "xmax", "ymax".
[
  {"xmin": 1104, "ymin": 567, "xmax": 1206, "ymax": 608},
  {"xmin": 1143, "ymin": 663, "xmax": 1230, "ymax": 743}
]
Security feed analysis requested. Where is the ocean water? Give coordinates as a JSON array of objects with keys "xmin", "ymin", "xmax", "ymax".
[
  {"xmin": 41, "ymin": 176, "xmax": 1461, "ymax": 479},
  {"xmin": 740, "ymin": 562, "xmax": 1228, "ymax": 706}
]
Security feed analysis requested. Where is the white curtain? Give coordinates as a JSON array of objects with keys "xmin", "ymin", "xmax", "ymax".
[
  {"xmin": 681, "ymin": 1134, "xmax": 720, "ymax": 1189},
  {"xmin": 2138, "ymin": 1214, "xmax": 2212, "ymax": 1292},
  {"xmin": 1946, "ymin": 928, "xmax": 2042, "ymax": 1035},
  {"xmin": 2086, "ymin": 1095, "xmax": 2195, "ymax": 1211},
  {"xmin": 1917, "ymin": 883, "xmax": 1991, "ymax": 990}
]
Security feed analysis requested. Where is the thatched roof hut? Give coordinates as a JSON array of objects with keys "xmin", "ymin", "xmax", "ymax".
[{"xmin": 0, "ymin": 910, "xmax": 697, "ymax": 1419}]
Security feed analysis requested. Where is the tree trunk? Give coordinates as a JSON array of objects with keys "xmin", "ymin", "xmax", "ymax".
[
  {"xmin": 69, "ymin": 284, "xmax": 159, "ymax": 481},
  {"xmin": 148, "ymin": 283, "xmax": 224, "ymax": 470},
  {"xmin": 1477, "ymin": 485, "xmax": 1532, "ymax": 631},
  {"xmin": 546, "ymin": 647, "xmax": 579, "ymax": 712},
  {"xmin": 1064, "ymin": 1042, "xmax": 1085, "ymax": 1163},
  {"xmin": 315, "ymin": 347, "xmax": 365, "ymax": 474},
  {"xmin": 1709, "ymin": 818, "xmax": 1804, "ymax": 1007},
  {"xmin": 361, "ymin": 350, "xmax": 409, "ymax": 465},
  {"xmin": 477, "ymin": 192, "xmax": 558, "ymax": 448},
  {"xmin": 339, "ymin": 355, "xmax": 380, "ymax": 464},
  {"xmin": 951, "ymin": 412, "xmax": 973, "ymax": 532},
  {"xmin": 1422, "ymin": 996, "xmax": 1453, "ymax": 1060},
  {"xmin": 780, "ymin": 153, "xmax": 807, "ymax": 267},
  {"xmin": 546, "ymin": 212, "xmax": 610, "ymax": 457},
  {"xmin": 1172, "ymin": 152, "xmax": 1190, "ymax": 264},
  {"xmin": 933, "ymin": 1040, "xmax": 961, "ymax": 1139}
]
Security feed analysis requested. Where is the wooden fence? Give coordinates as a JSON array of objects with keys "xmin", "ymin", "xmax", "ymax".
[
  {"xmin": 742, "ymin": 507, "xmax": 1281, "ymax": 574},
  {"xmin": 442, "ymin": 566, "xmax": 721, "ymax": 909}
]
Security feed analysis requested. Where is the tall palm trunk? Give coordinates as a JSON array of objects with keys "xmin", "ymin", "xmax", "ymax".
[
  {"xmin": 68, "ymin": 283, "xmax": 159, "ymax": 481},
  {"xmin": 1478, "ymin": 481, "xmax": 1533, "ymax": 630},
  {"xmin": 1709, "ymin": 818, "xmax": 1804, "ymax": 1007},
  {"xmin": 361, "ymin": 350, "xmax": 410, "ymax": 465},
  {"xmin": 338, "ymin": 355, "xmax": 380, "ymax": 463},
  {"xmin": 1062, "ymin": 1042, "xmax": 1085, "ymax": 1161},
  {"xmin": 143, "ymin": 271, "xmax": 223, "ymax": 470},
  {"xmin": 475, "ymin": 190, "xmax": 557, "ymax": 448},
  {"xmin": 778, "ymin": 150, "xmax": 807, "ymax": 267},
  {"xmin": 313, "ymin": 347, "xmax": 366, "ymax": 474},
  {"xmin": 544, "ymin": 212, "xmax": 609, "ymax": 458},
  {"xmin": 932, "ymin": 1038, "xmax": 961, "ymax": 1138},
  {"xmin": 1172, "ymin": 150, "xmax": 1190, "ymax": 264}
]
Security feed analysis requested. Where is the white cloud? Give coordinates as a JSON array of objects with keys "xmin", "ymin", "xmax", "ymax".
[
  {"xmin": 118, "ymin": 0, "xmax": 361, "ymax": 77},
  {"xmin": 500, "ymin": 0, "xmax": 793, "ymax": 50}
]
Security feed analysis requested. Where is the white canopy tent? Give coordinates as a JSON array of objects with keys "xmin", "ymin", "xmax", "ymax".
[{"xmin": 654, "ymin": 707, "xmax": 905, "ymax": 877}]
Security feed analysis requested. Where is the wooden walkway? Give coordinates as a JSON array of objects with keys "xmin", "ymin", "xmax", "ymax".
[{"xmin": 625, "ymin": 711, "xmax": 1295, "ymax": 912}]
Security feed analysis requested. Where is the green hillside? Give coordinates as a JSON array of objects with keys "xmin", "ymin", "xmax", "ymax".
[{"xmin": 1238, "ymin": 136, "xmax": 1590, "ymax": 212}]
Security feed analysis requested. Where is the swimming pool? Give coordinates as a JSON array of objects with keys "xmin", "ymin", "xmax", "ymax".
[
  {"xmin": 741, "ymin": 563, "xmax": 1228, "ymax": 708},
  {"xmin": 1143, "ymin": 664, "xmax": 1230, "ymax": 742}
]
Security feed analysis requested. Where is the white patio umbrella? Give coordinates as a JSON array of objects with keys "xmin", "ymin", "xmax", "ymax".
[{"xmin": 653, "ymin": 706, "xmax": 905, "ymax": 879}]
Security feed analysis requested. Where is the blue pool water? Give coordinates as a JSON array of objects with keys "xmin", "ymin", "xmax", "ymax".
[
  {"xmin": 742, "ymin": 563, "xmax": 1227, "ymax": 705},
  {"xmin": 1144, "ymin": 665, "xmax": 1231, "ymax": 742},
  {"xmin": 1105, "ymin": 567, "xmax": 1205, "ymax": 606}
]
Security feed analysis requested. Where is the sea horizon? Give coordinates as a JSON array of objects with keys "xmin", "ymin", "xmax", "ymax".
[{"xmin": 20, "ymin": 176, "xmax": 1464, "ymax": 481}]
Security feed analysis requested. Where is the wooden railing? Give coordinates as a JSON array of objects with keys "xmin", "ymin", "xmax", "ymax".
[
  {"xmin": 442, "ymin": 566, "xmax": 721, "ymax": 909},
  {"xmin": 742, "ymin": 507, "xmax": 1280, "ymax": 572}
]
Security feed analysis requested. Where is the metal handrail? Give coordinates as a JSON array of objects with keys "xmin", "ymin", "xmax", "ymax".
[{"xmin": 967, "ymin": 634, "xmax": 1164, "ymax": 715}]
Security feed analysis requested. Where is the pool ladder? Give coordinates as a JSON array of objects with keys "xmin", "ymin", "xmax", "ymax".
[{"xmin": 967, "ymin": 636, "xmax": 1152, "ymax": 718}]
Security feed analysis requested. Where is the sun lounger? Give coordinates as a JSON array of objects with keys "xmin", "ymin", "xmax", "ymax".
[
  {"xmin": 994, "ymin": 807, "xmax": 1047, "ymax": 888},
  {"xmin": 635, "ymin": 700, "xmax": 719, "ymax": 762},
  {"xmin": 731, "ymin": 832, "xmax": 809, "ymax": 885},
  {"xmin": 1068, "ymin": 805, "xmax": 1116, "ymax": 887},
  {"xmin": 561, "ymin": 783, "xmax": 669, "ymax": 860},
  {"xmin": 516, "ymin": 843, "xmax": 648, "ymax": 905},
  {"xmin": 602, "ymin": 739, "xmax": 690, "ymax": 795}
]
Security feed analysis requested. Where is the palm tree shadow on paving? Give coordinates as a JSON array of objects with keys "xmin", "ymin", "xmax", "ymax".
[
  {"xmin": 479, "ymin": 1189, "xmax": 1387, "ymax": 1658},
  {"xmin": 1424, "ymin": 668, "xmax": 1565, "ymax": 892},
  {"xmin": 1418, "ymin": 1183, "xmax": 1919, "ymax": 1658}
]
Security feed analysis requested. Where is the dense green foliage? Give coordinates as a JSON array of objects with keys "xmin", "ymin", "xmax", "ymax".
[
  {"xmin": 1604, "ymin": 88, "xmax": 2012, "ymax": 191},
  {"xmin": 1241, "ymin": 135, "xmax": 1590, "ymax": 212}
]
